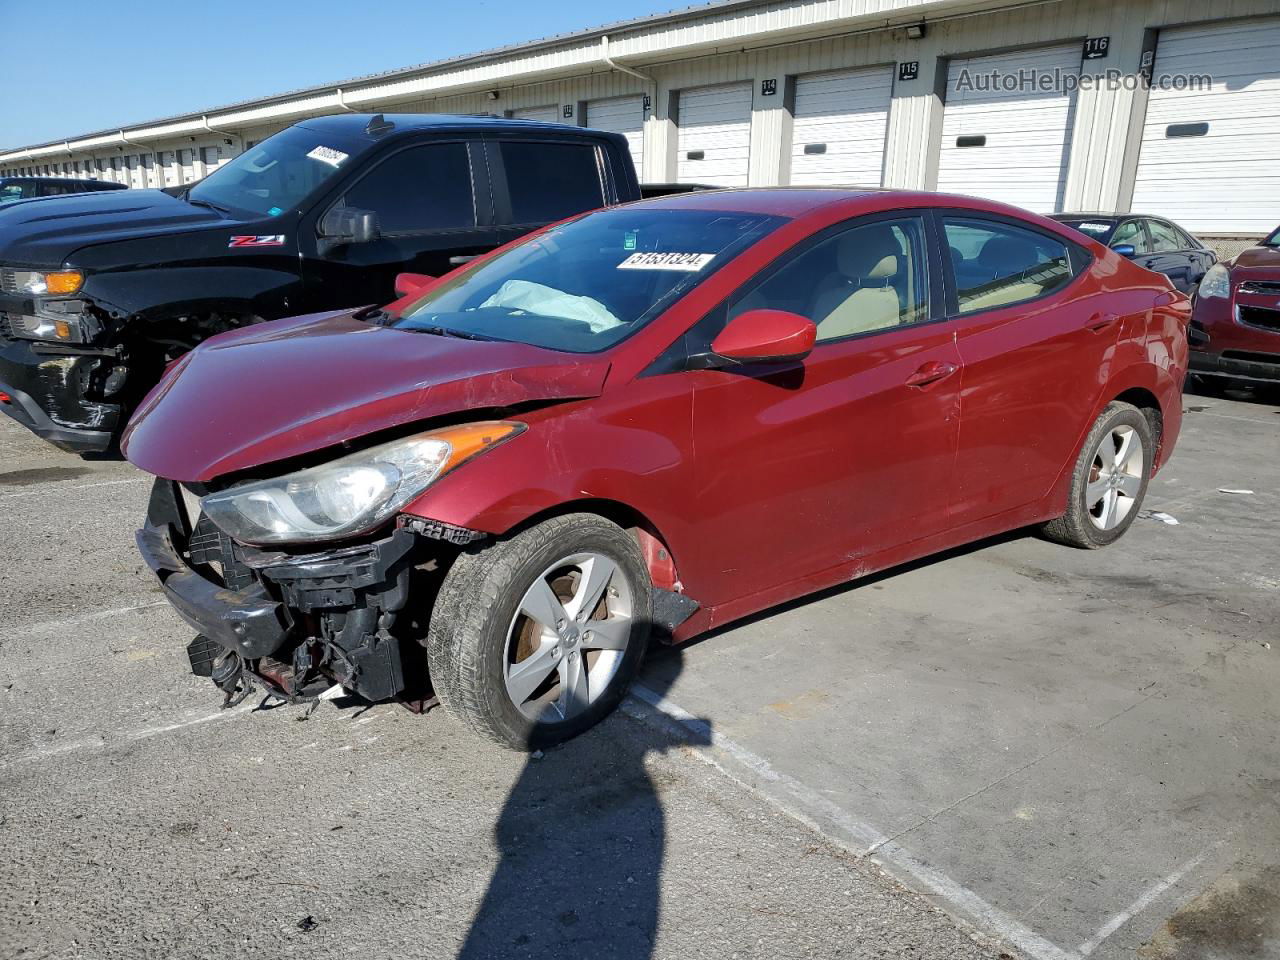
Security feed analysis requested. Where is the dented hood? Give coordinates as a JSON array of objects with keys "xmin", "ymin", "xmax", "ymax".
[{"xmin": 122, "ymin": 310, "xmax": 609, "ymax": 483}]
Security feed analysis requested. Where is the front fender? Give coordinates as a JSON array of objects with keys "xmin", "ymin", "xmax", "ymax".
[
  {"xmin": 83, "ymin": 266, "xmax": 301, "ymax": 322},
  {"xmin": 399, "ymin": 378, "xmax": 704, "ymax": 591}
]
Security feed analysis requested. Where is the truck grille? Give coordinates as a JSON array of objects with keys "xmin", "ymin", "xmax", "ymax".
[
  {"xmin": 1237, "ymin": 305, "xmax": 1280, "ymax": 332},
  {"xmin": 0, "ymin": 269, "xmax": 17, "ymax": 295}
]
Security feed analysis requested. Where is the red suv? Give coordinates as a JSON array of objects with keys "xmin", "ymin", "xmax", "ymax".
[
  {"xmin": 1190, "ymin": 225, "xmax": 1280, "ymax": 386},
  {"xmin": 125, "ymin": 189, "xmax": 1189, "ymax": 750}
]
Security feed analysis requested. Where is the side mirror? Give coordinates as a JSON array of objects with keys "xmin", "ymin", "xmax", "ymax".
[
  {"xmin": 1111, "ymin": 243, "xmax": 1137, "ymax": 258},
  {"xmin": 709, "ymin": 309, "xmax": 816, "ymax": 366},
  {"xmin": 318, "ymin": 206, "xmax": 380, "ymax": 254},
  {"xmin": 395, "ymin": 272, "xmax": 437, "ymax": 299}
]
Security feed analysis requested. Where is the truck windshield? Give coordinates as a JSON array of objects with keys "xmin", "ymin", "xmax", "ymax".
[
  {"xmin": 188, "ymin": 126, "xmax": 367, "ymax": 218},
  {"xmin": 390, "ymin": 207, "xmax": 787, "ymax": 353}
]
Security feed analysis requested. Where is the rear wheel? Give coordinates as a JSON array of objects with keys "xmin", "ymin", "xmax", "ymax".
[
  {"xmin": 1042, "ymin": 402, "xmax": 1152, "ymax": 549},
  {"xmin": 426, "ymin": 514, "xmax": 652, "ymax": 750}
]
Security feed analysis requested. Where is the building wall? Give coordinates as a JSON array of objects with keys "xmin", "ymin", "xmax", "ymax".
[{"xmin": 3, "ymin": 0, "xmax": 1276, "ymax": 238}]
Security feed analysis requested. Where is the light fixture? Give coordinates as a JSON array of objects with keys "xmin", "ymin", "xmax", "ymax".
[
  {"xmin": 486, "ymin": 90, "xmax": 500, "ymax": 101},
  {"xmin": 906, "ymin": 22, "xmax": 926, "ymax": 40}
]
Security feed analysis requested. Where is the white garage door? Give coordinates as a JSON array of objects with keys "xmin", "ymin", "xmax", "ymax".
[
  {"xmin": 936, "ymin": 44, "xmax": 1081, "ymax": 212},
  {"xmin": 790, "ymin": 66, "xmax": 893, "ymax": 187},
  {"xmin": 511, "ymin": 105, "xmax": 559, "ymax": 123},
  {"xmin": 678, "ymin": 82, "xmax": 752, "ymax": 187},
  {"xmin": 1131, "ymin": 18, "xmax": 1280, "ymax": 235},
  {"xmin": 586, "ymin": 95, "xmax": 645, "ymax": 179}
]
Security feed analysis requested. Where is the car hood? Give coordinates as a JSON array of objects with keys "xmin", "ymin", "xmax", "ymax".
[
  {"xmin": 1230, "ymin": 245, "xmax": 1280, "ymax": 276},
  {"xmin": 0, "ymin": 189, "xmax": 226, "ymax": 265},
  {"xmin": 122, "ymin": 310, "xmax": 610, "ymax": 483}
]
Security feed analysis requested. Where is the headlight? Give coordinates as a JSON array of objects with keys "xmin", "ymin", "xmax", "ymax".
[
  {"xmin": 12, "ymin": 269, "xmax": 83, "ymax": 296},
  {"xmin": 6, "ymin": 299, "xmax": 97, "ymax": 344},
  {"xmin": 200, "ymin": 421, "xmax": 524, "ymax": 545},
  {"xmin": 1197, "ymin": 263, "xmax": 1231, "ymax": 300}
]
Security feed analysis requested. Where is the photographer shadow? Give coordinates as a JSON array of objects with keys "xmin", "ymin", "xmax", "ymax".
[{"xmin": 458, "ymin": 645, "xmax": 705, "ymax": 959}]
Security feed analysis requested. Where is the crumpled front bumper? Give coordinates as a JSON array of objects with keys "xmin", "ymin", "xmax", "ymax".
[
  {"xmin": 136, "ymin": 477, "xmax": 424, "ymax": 703},
  {"xmin": 0, "ymin": 335, "xmax": 118, "ymax": 452}
]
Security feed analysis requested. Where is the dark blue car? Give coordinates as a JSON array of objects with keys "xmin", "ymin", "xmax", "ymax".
[{"xmin": 1052, "ymin": 213, "xmax": 1216, "ymax": 295}]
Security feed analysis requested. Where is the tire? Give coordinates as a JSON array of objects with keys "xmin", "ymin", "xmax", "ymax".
[
  {"xmin": 426, "ymin": 513, "xmax": 652, "ymax": 750},
  {"xmin": 1042, "ymin": 401, "xmax": 1153, "ymax": 549}
]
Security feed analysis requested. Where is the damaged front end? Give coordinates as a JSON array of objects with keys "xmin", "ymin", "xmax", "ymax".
[{"xmin": 137, "ymin": 477, "xmax": 478, "ymax": 709}]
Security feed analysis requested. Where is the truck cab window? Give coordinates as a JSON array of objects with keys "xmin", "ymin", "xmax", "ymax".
[
  {"xmin": 343, "ymin": 142, "xmax": 476, "ymax": 234},
  {"xmin": 499, "ymin": 141, "xmax": 605, "ymax": 225}
]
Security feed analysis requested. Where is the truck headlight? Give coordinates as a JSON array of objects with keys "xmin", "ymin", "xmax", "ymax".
[
  {"xmin": 12, "ymin": 269, "xmax": 83, "ymax": 296},
  {"xmin": 6, "ymin": 299, "xmax": 98, "ymax": 344},
  {"xmin": 1196, "ymin": 263, "xmax": 1231, "ymax": 300},
  {"xmin": 200, "ymin": 421, "xmax": 524, "ymax": 545}
]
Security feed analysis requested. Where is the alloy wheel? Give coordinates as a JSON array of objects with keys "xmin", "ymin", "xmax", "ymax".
[
  {"xmin": 504, "ymin": 551, "xmax": 634, "ymax": 722},
  {"xmin": 1085, "ymin": 425, "xmax": 1145, "ymax": 530}
]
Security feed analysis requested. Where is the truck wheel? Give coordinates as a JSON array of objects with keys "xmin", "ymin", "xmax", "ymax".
[
  {"xmin": 1042, "ymin": 401, "xmax": 1153, "ymax": 549},
  {"xmin": 427, "ymin": 514, "xmax": 652, "ymax": 750}
]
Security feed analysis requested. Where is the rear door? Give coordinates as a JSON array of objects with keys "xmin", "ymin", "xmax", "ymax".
[
  {"xmin": 300, "ymin": 138, "xmax": 496, "ymax": 311},
  {"xmin": 943, "ymin": 214, "xmax": 1115, "ymax": 523},
  {"xmin": 486, "ymin": 137, "xmax": 610, "ymax": 249},
  {"xmin": 1141, "ymin": 218, "xmax": 1202, "ymax": 293}
]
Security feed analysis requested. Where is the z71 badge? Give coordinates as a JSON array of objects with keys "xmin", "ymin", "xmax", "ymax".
[{"xmin": 228, "ymin": 235, "xmax": 286, "ymax": 248}]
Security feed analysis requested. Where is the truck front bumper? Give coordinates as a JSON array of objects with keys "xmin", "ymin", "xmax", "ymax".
[{"xmin": 0, "ymin": 336, "xmax": 118, "ymax": 452}]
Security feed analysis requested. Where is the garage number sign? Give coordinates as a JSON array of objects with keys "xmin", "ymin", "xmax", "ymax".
[
  {"xmin": 761, "ymin": 79, "xmax": 777, "ymax": 96},
  {"xmin": 1083, "ymin": 36, "xmax": 1110, "ymax": 59},
  {"xmin": 899, "ymin": 61, "xmax": 919, "ymax": 81}
]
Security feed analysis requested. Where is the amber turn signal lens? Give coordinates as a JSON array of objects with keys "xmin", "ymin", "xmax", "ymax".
[
  {"xmin": 44, "ymin": 271, "xmax": 84, "ymax": 295},
  {"xmin": 433, "ymin": 421, "xmax": 526, "ymax": 474}
]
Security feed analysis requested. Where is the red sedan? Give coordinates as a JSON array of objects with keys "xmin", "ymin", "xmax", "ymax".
[{"xmin": 124, "ymin": 189, "xmax": 1190, "ymax": 749}]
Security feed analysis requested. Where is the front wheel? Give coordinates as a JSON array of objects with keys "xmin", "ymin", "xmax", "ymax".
[
  {"xmin": 426, "ymin": 514, "xmax": 652, "ymax": 750},
  {"xmin": 1042, "ymin": 401, "xmax": 1153, "ymax": 549}
]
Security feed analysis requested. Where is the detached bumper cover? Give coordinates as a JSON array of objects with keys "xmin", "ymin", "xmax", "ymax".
[
  {"xmin": 136, "ymin": 522, "xmax": 291, "ymax": 658},
  {"xmin": 0, "ymin": 336, "xmax": 117, "ymax": 451}
]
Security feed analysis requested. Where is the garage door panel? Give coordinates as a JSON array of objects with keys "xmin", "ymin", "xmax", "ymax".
[
  {"xmin": 790, "ymin": 66, "xmax": 891, "ymax": 187},
  {"xmin": 678, "ymin": 82, "xmax": 752, "ymax": 187},
  {"xmin": 1132, "ymin": 17, "xmax": 1280, "ymax": 234},
  {"xmin": 936, "ymin": 44, "xmax": 1079, "ymax": 212},
  {"xmin": 586, "ymin": 95, "xmax": 645, "ymax": 179}
]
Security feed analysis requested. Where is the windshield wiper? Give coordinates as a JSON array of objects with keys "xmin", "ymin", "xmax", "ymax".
[
  {"xmin": 186, "ymin": 196, "xmax": 232, "ymax": 216},
  {"xmin": 405, "ymin": 324, "xmax": 498, "ymax": 342}
]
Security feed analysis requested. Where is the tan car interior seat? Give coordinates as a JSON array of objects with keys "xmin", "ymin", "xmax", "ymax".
[{"xmin": 811, "ymin": 225, "xmax": 907, "ymax": 339}]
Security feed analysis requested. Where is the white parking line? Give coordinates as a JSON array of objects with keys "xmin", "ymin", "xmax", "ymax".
[
  {"xmin": 0, "ymin": 703, "xmax": 256, "ymax": 770},
  {"xmin": 1075, "ymin": 850, "xmax": 1209, "ymax": 956},
  {"xmin": 0, "ymin": 476, "xmax": 149, "ymax": 500},
  {"xmin": 625, "ymin": 682, "xmax": 1077, "ymax": 960},
  {"xmin": 11, "ymin": 600, "xmax": 169, "ymax": 635}
]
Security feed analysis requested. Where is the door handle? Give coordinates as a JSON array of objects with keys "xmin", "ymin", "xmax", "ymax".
[
  {"xmin": 905, "ymin": 360, "xmax": 959, "ymax": 388},
  {"xmin": 1087, "ymin": 312, "xmax": 1119, "ymax": 333}
]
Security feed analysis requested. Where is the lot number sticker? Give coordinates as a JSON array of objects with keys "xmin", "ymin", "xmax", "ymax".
[
  {"xmin": 306, "ymin": 145, "xmax": 350, "ymax": 167},
  {"xmin": 618, "ymin": 252, "xmax": 715, "ymax": 271}
]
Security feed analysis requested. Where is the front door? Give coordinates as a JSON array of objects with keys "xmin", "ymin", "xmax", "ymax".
[
  {"xmin": 689, "ymin": 214, "xmax": 961, "ymax": 608},
  {"xmin": 300, "ymin": 140, "xmax": 497, "ymax": 313}
]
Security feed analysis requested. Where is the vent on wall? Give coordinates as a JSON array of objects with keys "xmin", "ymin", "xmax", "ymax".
[
  {"xmin": 956, "ymin": 135, "xmax": 987, "ymax": 148},
  {"xmin": 1166, "ymin": 122, "xmax": 1209, "ymax": 138}
]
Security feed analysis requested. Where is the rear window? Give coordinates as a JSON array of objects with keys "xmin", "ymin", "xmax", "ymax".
[
  {"xmin": 499, "ymin": 141, "xmax": 606, "ymax": 224},
  {"xmin": 390, "ymin": 207, "xmax": 786, "ymax": 353},
  {"xmin": 944, "ymin": 217, "xmax": 1075, "ymax": 314}
]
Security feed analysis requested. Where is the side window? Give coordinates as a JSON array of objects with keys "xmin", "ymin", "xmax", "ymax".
[
  {"xmin": 943, "ymin": 217, "xmax": 1074, "ymax": 315},
  {"xmin": 1110, "ymin": 219, "xmax": 1151, "ymax": 254},
  {"xmin": 343, "ymin": 142, "xmax": 476, "ymax": 234},
  {"xmin": 729, "ymin": 217, "xmax": 929, "ymax": 342},
  {"xmin": 498, "ymin": 141, "xmax": 605, "ymax": 225},
  {"xmin": 1146, "ymin": 219, "xmax": 1185, "ymax": 253}
]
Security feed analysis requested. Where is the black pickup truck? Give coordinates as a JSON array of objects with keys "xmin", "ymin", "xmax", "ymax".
[{"xmin": 0, "ymin": 113, "xmax": 655, "ymax": 453}]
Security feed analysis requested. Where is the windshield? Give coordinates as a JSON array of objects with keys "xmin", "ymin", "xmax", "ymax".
[
  {"xmin": 188, "ymin": 125, "xmax": 368, "ymax": 218},
  {"xmin": 1057, "ymin": 219, "xmax": 1116, "ymax": 243},
  {"xmin": 1264, "ymin": 226, "xmax": 1280, "ymax": 247},
  {"xmin": 389, "ymin": 208, "xmax": 787, "ymax": 353}
]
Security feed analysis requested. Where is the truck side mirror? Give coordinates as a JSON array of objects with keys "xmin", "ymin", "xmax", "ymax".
[{"xmin": 318, "ymin": 206, "xmax": 380, "ymax": 254}]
